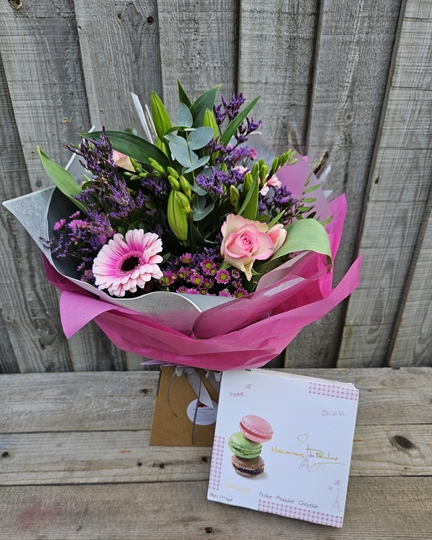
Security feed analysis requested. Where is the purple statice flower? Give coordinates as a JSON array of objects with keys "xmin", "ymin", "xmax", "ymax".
[{"xmin": 213, "ymin": 93, "xmax": 246, "ymax": 125}]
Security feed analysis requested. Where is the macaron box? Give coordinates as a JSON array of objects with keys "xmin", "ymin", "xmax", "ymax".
[{"xmin": 208, "ymin": 369, "xmax": 359, "ymax": 528}]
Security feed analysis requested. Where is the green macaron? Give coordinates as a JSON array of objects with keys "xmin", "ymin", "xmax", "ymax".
[{"xmin": 228, "ymin": 432, "xmax": 262, "ymax": 459}]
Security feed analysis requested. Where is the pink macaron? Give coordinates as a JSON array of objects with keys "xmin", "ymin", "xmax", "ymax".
[{"xmin": 239, "ymin": 415, "xmax": 273, "ymax": 443}]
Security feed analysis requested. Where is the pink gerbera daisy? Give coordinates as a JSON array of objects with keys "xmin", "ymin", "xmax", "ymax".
[{"xmin": 92, "ymin": 229, "xmax": 163, "ymax": 297}]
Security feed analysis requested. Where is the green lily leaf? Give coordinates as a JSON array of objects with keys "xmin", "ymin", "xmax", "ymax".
[
  {"xmin": 177, "ymin": 80, "xmax": 192, "ymax": 107},
  {"xmin": 37, "ymin": 147, "xmax": 85, "ymax": 212},
  {"xmin": 238, "ymin": 173, "xmax": 259, "ymax": 220},
  {"xmin": 220, "ymin": 95, "xmax": 261, "ymax": 145},
  {"xmin": 177, "ymin": 103, "xmax": 193, "ymax": 128},
  {"xmin": 271, "ymin": 219, "xmax": 332, "ymax": 264},
  {"xmin": 190, "ymin": 84, "xmax": 222, "ymax": 127},
  {"xmin": 184, "ymin": 155, "xmax": 210, "ymax": 174},
  {"xmin": 188, "ymin": 127, "xmax": 215, "ymax": 150},
  {"xmin": 79, "ymin": 131, "xmax": 170, "ymax": 169}
]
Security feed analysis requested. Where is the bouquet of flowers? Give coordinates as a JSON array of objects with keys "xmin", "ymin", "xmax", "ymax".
[{"xmin": 4, "ymin": 83, "xmax": 361, "ymax": 370}]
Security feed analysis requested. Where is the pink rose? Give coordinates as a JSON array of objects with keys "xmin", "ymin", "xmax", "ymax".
[
  {"xmin": 220, "ymin": 215, "xmax": 274, "ymax": 280},
  {"xmin": 259, "ymin": 175, "xmax": 282, "ymax": 196},
  {"xmin": 112, "ymin": 150, "xmax": 135, "ymax": 172},
  {"xmin": 267, "ymin": 224, "xmax": 287, "ymax": 253}
]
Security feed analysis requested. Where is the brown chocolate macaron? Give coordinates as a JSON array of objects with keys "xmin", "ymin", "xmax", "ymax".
[{"xmin": 231, "ymin": 455, "xmax": 265, "ymax": 478}]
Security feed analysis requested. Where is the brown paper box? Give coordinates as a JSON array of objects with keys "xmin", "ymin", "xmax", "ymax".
[{"xmin": 150, "ymin": 366, "xmax": 219, "ymax": 446}]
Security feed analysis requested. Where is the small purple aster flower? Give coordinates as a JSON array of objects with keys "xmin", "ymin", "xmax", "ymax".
[
  {"xmin": 218, "ymin": 290, "xmax": 232, "ymax": 297},
  {"xmin": 234, "ymin": 288, "xmax": 248, "ymax": 298},
  {"xmin": 200, "ymin": 259, "xmax": 216, "ymax": 275},
  {"xmin": 179, "ymin": 253, "xmax": 193, "ymax": 264},
  {"xmin": 216, "ymin": 269, "xmax": 231, "ymax": 284},
  {"xmin": 53, "ymin": 219, "xmax": 66, "ymax": 231}
]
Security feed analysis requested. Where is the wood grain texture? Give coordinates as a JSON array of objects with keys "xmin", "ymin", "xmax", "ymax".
[
  {"xmin": 0, "ymin": 478, "xmax": 431, "ymax": 539},
  {"xmin": 238, "ymin": 0, "xmax": 319, "ymax": 155},
  {"xmin": 0, "ymin": 50, "xmax": 72, "ymax": 373},
  {"xmin": 388, "ymin": 184, "xmax": 432, "ymax": 366},
  {"xmin": 157, "ymin": 0, "xmax": 238, "ymax": 116},
  {"xmin": 1, "ymin": 368, "xmax": 431, "ymax": 432},
  {"xmin": 0, "ymin": 423, "xmax": 430, "ymax": 485},
  {"xmin": 338, "ymin": 0, "xmax": 432, "ymax": 367},
  {"xmin": 287, "ymin": 0, "xmax": 402, "ymax": 368},
  {"xmin": 0, "ymin": 0, "xmax": 135, "ymax": 372},
  {"xmin": 74, "ymin": 0, "xmax": 162, "ymax": 133}
]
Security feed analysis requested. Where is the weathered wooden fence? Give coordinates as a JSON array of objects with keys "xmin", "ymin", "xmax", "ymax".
[{"xmin": 1, "ymin": 0, "xmax": 431, "ymax": 373}]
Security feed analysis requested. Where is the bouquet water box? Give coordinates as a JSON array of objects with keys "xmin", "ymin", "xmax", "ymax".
[{"xmin": 207, "ymin": 369, "xmax": 359, "ymax": 528}]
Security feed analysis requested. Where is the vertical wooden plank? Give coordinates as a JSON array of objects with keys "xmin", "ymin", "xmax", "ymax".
[
  {"xmin": 339, "ymin": 0, "xmax": 432, "ymax": 366},
  {"xmin": 0, "ymin": 51, "xmax": 72, "ymax": 373},
  {"xmin": 388, "ymin": 184, "xmax": 432, "ymax": 367},
  {"xmin": 157, "ymin": 0, "xmax": 238, "ymax": 115},
  {"xmin": 238, "ymin": 0, "xmax": 319, "ymax": 155},
  {"xmin": 0, "ymin": 1, "xmax": 127, "ymax": 371},
  {"xmin": 74, "ymin": 0, "xmax": 163, "ymax": 133},
  {"xmin": 287, "ymin": 0, "xmax": 402, "ymax": 367}
]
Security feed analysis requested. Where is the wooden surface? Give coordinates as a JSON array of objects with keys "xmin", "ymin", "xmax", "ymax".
[
  {"xmin": 1, "ymin": 0, "xmax": 432, "ymax": 371},
  {"xmin": 0, "ymin": 368, "xmax": 431, "ymax": 539},
  {"xmin": 338, "ymin": 0, "xmax": 432, "ymax": 367}
]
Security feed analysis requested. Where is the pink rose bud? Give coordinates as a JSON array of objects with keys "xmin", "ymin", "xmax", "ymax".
[
  {"xmin": 267, "ymin": 224, "xmax": 287, "ymax": 253},
  {"xmin": 220, "ymin": 214, "xmax": 274, "ymax": 280},
  {"xmin": 112, "ymin": 150, "xmax": 135, "ymax": 172}
]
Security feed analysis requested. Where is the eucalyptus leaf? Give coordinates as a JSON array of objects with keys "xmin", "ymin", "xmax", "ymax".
[
  {"xmin": 271, "ymin": 219, "xmax": 332, "ymax": 264},
  {"xmin": 191, "ymin": 183, "xmax": 207, "ymax": 196},
  {"xmin": 37, "ymin": 147, "xmax": 85, "ymax": 212},
  {"xmin": 79, "ymin": 131, "xmax": 170, "ymax": 169},
  {"xmin": 169, "ymin": 142, "xmax": 198, "ymax": 167},
  {"xmin": 164, "ymin": 133, "xmax": 188, "ymax": 147},
  {"xmin": 188, "ymin": 127, "xmax": 215, "ymax": 150},
  {"xmin": 184, "ymin": 155, "xmax": 210, "ymax": 174},
  {"xmin": 193, "ymin": 201, "xmax": 215, "ymax": 221},
  {"xmin": 220, "ymin": 95, "xmax": 261, "ymax": 145},
  {"xmin": 177, "ymin": 103, "xmax": 193, "ymax": 128},
  {"xmin": 190, "ymin": 85, "xmax": 222, "ymax": 127}
]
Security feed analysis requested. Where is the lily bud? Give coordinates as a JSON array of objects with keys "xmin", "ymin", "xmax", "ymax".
[
  {"xmin": 175, "ymin": 191, "xmax": 191, "ymax": 214},
  {"xmin": 259, "ymin": 164, "xmax": 268, "ymax": 182},
  {"xmin": 179, "ymin": 175, "xmax": 192, "ymax": 200},
  {"xmin": 229, "ymin": 185, "xmax": 240, "ymax": 208},
  {"xmin": 203, "ymin": 109, "xmax": 219, "ymax": 138},
  {"xmin": 167, "ymin": 190, "xmax": 188, "ymax": 241},
  {"xmin": 148, "ymin": 158, "xmax": 165, "ymax": 175},
  {"xmin": 151, "ymin": 92, "xmax": 172, "ymax": 141},
  {"xmin": 168, "ymin": 175, "xmax": 180, "ymax": 190},
  {"xmin": 167, "ymin": 167, "xmax": 179, "ymax": 179},
  {"xmin": 244, "ymin": 172, "xmax": 254, "ymax": 191}
]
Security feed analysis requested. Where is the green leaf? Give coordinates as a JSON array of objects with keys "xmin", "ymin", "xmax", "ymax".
[
  {"xmin": 191, "ymin": 183, "xmax": 207, "ymax": 196},
  {"xmin": 177, "ymin": 80, "xmax": 192, "ymax": 107},
  {"xmin": 169, "ymin": 142, "xmax": 197, "ymax": 167},
  {"xmin": 177, "ymin": 103, "xmax": 193, "ymax": 128},
  {"xmin": 192, "ymin": 201, "xmax": 215, "ymax": 221},
  {"xmin": 190, "ymin": 85, "xmax": 222, "ymax": 127},
  {"xmin": 188, "ymin": 127, "xmax": 214, "ymax": 150},
  {"xmin": 238, "ymin": 173, "xmax": 259, "ymax": 220},
  {"xmin": 79, "ymin": 131, "xmax": 170, "ymax": 169},
  {"xmin": 271, "ymin": 219, "xmax": 332, "ymax": 264},
  {"xmin": 37, "ymin": 147, "xmax": 85, "ymax": 212},
  {"xmin": 164, "ymin": 133, "xmax": 188, "ymax": 147},
  {"xmin": 220, "ymin": 95, "xmax": 261, "ymax": 145},
  {"xmin": 151, "ymin": 92, "xmax": 172, "ymax": 140},
  {"xmin": 303, "ymin": 183, "xmax": 321, "ymax": 193},
  {"xmin": 184, "ymin": 155, "xmax": 210, "ymax": 173}
]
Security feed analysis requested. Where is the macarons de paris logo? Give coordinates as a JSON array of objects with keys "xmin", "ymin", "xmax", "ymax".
[{"xmin": 227, "ymin": 415, "xmax": 273, "ymax": 479}]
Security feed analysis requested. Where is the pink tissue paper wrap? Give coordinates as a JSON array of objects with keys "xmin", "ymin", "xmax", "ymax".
[{"xmin": 43, "ymin": 156, "xmax": 362, "ymax": 371}]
